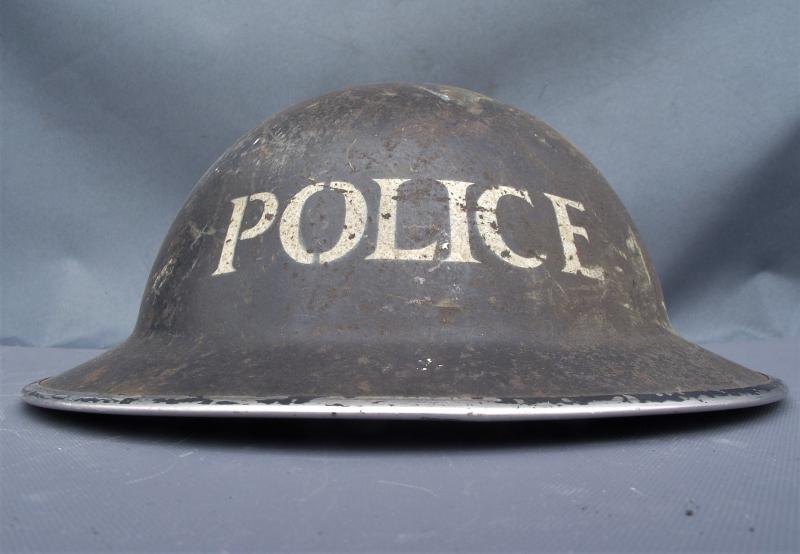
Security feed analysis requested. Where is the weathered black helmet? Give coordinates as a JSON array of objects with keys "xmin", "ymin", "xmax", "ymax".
[{"xmin": 23, "ymin": 83, "xmax": 785, "ymax": 419}]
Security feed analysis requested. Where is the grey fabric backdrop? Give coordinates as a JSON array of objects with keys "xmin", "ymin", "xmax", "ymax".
[{"xmin": 1, "ymin": 0, "xmax": 798, "ymax": 349}]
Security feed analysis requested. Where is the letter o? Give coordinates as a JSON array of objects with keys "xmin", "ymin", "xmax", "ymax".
[{"xmin": 279, "ymin": 181, "xmax": 368, "ymax": 264}]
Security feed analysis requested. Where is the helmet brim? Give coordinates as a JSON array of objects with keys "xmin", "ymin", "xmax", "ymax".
[
  {"xmin": 22, "ymin": 379, "xmax": 784, "ymax": 420},
  {"xmin": 21, "ymin": 328, "xmax": 786, "ymax": 420}
]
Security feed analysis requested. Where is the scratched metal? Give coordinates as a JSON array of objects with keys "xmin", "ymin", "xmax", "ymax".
[
  {"xmin": 22, "ymin": 379, "xmax": 785, "ymax": 419},
  {"xmin": 21, "ymin": 83, "xmax": 786, "ymax": 418}
]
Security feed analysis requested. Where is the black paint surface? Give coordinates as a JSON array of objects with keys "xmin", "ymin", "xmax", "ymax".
[{"xmin": 28, "ymin": 84, "xmax": 780, "ymax": 407}]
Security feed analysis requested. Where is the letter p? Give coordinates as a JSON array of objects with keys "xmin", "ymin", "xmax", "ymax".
[{"xmin": 212, "ymin": 192, "xmax": 278, "ymax": 275}]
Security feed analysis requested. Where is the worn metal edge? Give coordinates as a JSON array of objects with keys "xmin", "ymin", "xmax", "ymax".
[{"xmin": 21, "ymin": 378, "xmax": 786, "ymax": 420}]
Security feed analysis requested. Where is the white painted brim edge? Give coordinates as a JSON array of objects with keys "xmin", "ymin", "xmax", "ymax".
[{"xmin": 21, "ymin": 378, "xmax": 786, "ymax": 420}]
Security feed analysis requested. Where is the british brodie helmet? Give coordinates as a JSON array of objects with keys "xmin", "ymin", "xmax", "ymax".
[{"xmin": 23, "ymin": 84, "xmax": 785, "ymax": 419}]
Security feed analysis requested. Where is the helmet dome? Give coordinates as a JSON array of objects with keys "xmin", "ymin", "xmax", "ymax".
[{"xmin": 23, "ymin": 83, "xmax": 784, "ymax": 419}]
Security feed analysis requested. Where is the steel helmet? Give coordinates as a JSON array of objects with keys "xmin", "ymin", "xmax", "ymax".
[{"xmin": 22, "ymin": 83, "xmax": 785, "ymax": 419}]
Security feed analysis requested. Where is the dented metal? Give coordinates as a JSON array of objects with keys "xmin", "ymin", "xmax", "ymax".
[{"xmin": 21, "ymin": 83, "xmax": 786, "ymax": 419}]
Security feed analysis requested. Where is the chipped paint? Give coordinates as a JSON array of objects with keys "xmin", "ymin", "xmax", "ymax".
[
  {"xmin": 625, "ymin": 227, "xmax": 653, "ymax": 289},
  {"xmin": 21, "ymin": 83, "xmax": 784, "ymax": 421},
  {"xmin": 476, "ymin": 186, "xmax": 544, "ymax": 268},
  {"xmin": 152, "ymin": 257, "xmax": 177, "ymax": 294},
  {"xmin": 21, "ymin": 379, "xmax": 787, "ymax": 420},
  {"xmin": 279, "ymin": 181, "xmax": 367, "ymax": 264},
  {"xmin": 544, "ymin": 193, "xmax": 604, "ymax": 281},
  {"xmin": 213, "ymin": 192, "xmax": 278, "ymax": 275},
  {"xmin": 367, "ymin": 178, "xmax": 437, "ymax": 261},
  {"xmin": 210, "ymin": 180, "xmax": 614, "ymax": 277}
]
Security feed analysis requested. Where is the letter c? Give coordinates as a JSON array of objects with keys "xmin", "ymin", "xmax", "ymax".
[{"xmin": 475, "ymin": 186, "xmax": 544, "ymax": 268}]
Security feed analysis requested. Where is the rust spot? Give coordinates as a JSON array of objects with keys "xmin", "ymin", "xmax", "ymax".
[{"xmin": 83, "ymin": 366, "xmax": 108, "ymax": 383}]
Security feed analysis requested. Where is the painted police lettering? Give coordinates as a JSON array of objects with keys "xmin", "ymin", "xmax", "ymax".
[
  {"xmin": 367, "ymin": 179, "xmax": 479, "ymax": 263},
  {"xmin": 212, "ymin": 192, "xmax": 278, "ymax": 276},
  {"xmin": 544, "ymin": 193, "xmax": 604, "ymax": 281},
  {"xmin": 366, "ymin": 179, "xmax": 436, "ymax": 261},
  {"xmin": 279, "ymin": 181, "xmax": 368, "ymax": 265},
  {"xmin": 440, "ymin": 180, "xmax": 479, "ymax": 263},
  {"xmin": 476, "ymin": 186, "xmax": 544, "ymax": 269},
  {"xmin": 212, "ymin": 179, "xmax": 605, "ymax": 278}
]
